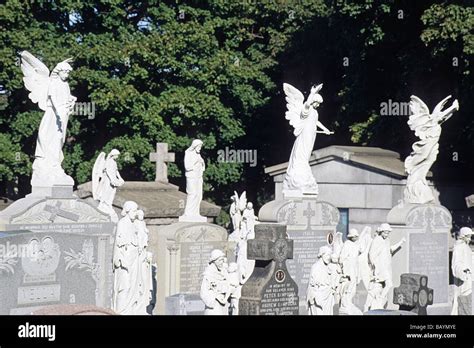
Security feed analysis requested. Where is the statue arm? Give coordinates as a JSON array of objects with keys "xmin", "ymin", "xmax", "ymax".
[
  {"xmin": 390, "ymin": 238, "xmax": 405, "ymax": 255},
  {"xmin": 316, "ymin": 120, "xmax": 333, "ymax": 135}
]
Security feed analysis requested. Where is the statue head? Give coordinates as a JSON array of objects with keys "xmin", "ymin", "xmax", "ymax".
[
  {"xmin": 52, "ymin": 58, "xmax": 73, "ymax": 81},
  {"xmin": 137, "ymin": 209, "xmax": 145, "ymax": 221},
  {"xmin": 228, "ymin": 262, "xmax": 238, "ymax": 273},
  {"xmin": 458, "ymin": 227, "xmax": 473, "ymax": 243},
  {"xmin": 189, "ymin": 139, "xmax": 203, "ymax": 154},
  {"xmin": 108, "ymin": 149, "xmax": 120, "ymax": 159},
  {"xmin": 246, "ymin": 202, "xmax": 253, "ymax": 210},
  {"xmin": 121, "ymin": 200, "xmax": 138, "ymax": 219},
  {"xmin": 209, "ymin": 249, "xmax": 226, "ymax": 271},
  {"xmin": 318, "ymin": 245, "xmax": 332, "ymax": 265},
  {"xmin": 377, "ymin": 223, "xmax": 392, "ymax": 239},
  {"xmin": 347, "ymin": 228, "xmax": 359, "ymax": 241}
]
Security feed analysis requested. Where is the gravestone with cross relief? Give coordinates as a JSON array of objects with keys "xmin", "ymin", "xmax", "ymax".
[
  {"xmin": 239, "ymin": 223, "xmax": 299, "ymax": 315},
  {"xmin": 387, "ymin": 203, "xmax": 451, "ymax": 314},
  {"xmin": 393, "ymin": 273, "xmax": 434, "ymax": 315},
  {"xmin": 258, "ymin": 198, "xmax": 339, "ymax": 314}
]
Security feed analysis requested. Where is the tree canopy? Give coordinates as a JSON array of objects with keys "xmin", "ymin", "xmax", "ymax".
[{"xmin": 1, "ymin": 0, "xmax": 472, "ymax": 220}]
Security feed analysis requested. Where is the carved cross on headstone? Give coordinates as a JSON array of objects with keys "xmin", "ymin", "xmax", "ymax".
[
  {"xmin": 240, "ymin": 224, "xmax": 299, "ymax": 315},
  {"xmin": 303, "ymin": 202, "xmax": 315, "ymax": 228},
  {"xmin": 393, "ymin": 273, "xmax": 434, "ymax": 315},
  {"xmin": 44, "ymin": 201, "xmax": 80, "ymax": 222},
  {"xmin": 149, "ymin": 143, "xmax": 175, "ymax": 183}
]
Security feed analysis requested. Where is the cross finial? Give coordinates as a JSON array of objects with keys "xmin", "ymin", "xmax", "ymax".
[{"xmin": 149, "ymin": 143, "xmax": 175, "ymax": 183}]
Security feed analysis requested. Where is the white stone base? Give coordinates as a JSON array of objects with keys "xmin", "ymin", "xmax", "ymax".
[{"xmin": 178, "ymin": 215, "xmax": 207, "ymax": 223}]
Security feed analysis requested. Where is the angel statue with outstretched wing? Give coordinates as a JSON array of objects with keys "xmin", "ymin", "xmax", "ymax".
[
  {"xmin": 20, "ymin": 51, "xmax": 77, "ymax": 188},
  {"xmin": 404, "ymin": 95, "xmax": 459, "ymax": 204},
  {"xmin": 282, "ymin": 83, "xmax": 334, "ymax": 196}
]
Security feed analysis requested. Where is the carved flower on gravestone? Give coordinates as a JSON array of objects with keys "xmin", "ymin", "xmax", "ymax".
[
  {"xmin": 0, "ymin": 250, "xmax": 17, "ymax": 275},
  {"xmin": 64, "ymin": 239, "xmax": 99, "ymax": 282}
]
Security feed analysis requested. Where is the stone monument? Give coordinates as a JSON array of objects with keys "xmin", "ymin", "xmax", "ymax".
[
  {"xmin": 154, "ymin": 140, "xmax": 230, "ymax": 314},
  {"xmin": 259, "ymin": 82, "xmax": 338, "ymax": 314},
  {"xmin": 0, "ymin": 51, "xmax": 116, "ymax": 313},
  {"xmin": 393, "ymin": 273, "xmax": 434, "ymax": 315},
  {"xmin": 239, "ymin": 223, "xmax": 298, "ymax": 315},
  {"xmin": 387, "ymin": 95, "xmax": 458, "ymax": 314}
]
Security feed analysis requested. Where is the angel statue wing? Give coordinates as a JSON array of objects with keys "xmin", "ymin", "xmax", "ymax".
[
  {"xmin": 237, "ymin": 191, "xmax": 247, "ymax": 211},
  {"xmin": 357, "ymin": 226, "xmax": 373, "ymax": 289},
  {"xmin": 331, "ymin": 231, "xmax": 344, "ymax": 261},
  {"xmin": 20, "ymin": 51, "xmax": 51, "ymax": 111},
  {"xmin": 407, "ymin": 96, "xmax": 433, "ymax": 140},
  {"xmin": 283, "ymin": 83, "xmax": 305, "ymax": 137},
  {"xmin": 92, "ymin": 152, "xmax": 106, "ymax": 200}
]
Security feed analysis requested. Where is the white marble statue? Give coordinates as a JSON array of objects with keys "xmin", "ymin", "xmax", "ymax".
[
  {"xmin": 330, "ymin": 232, "xmax": 344, "ymax": 306},
  {"xmin": 93, "ymin": 149, "xmax": 125, "ymax": 221},
  {"xmin": 451, "ymin": 227, "xmax": 473, "ymax": 315},
  {"xmin": 134, "ymin": 209, "xmax": 153, "ymax": 315},
  {"xmin": 200, "ymin": 249, "xmax": 230, "ymax": 315},
  {"xmin": 241, "ymin": 202, "xmax": 258, "ymax": 240},
  {"xmin": 364, "ymin": 223, "xmax": 405, "ymax": 311},
  {"xmin": 229, "ymin": 191, "xmax": 246, "ymax": 241},
  {"xmin": 404, "ymin": 95, "xmax": 459, "ymax": 204},
  {"xmin": 227, "ymin": 262, "xmax": 241, "ymax": 315},
  {"xmin": 282, "ymin": 83, "xmax": 334, "ymax": 196},
  {"xmin": 179, "ymin": 139, "xmax": 206, "ymax": 222},
  {"xmin": 20, "ymin": 51, "xmax": 77, "ymax": 187},
  {"xmin": 338, "ymin": 228, "xmax": 369, "ymax": 315},
  {"xmin": 112, "ymin": 201, "xmax": 142, "ymax": 315},
  {"xmin": 307, "ymin": 245, "xmax": 337, "ymax": 315}
]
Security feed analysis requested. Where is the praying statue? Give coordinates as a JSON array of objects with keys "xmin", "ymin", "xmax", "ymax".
[
  {"xmin": 92, "ymin": 149, "xmax": 125, "ymax": 221},
  {"xmin": 20, "ymin": 51, "xmax": 77, "ymax": 188},
  {"xmin": 404, "ymin": 95, "xmax": 459, "ymax": 204},
  {"xmin": 282, "ymin": 83, "xmax": 334, "ymax": 197},
  {"xmin": 112, "ymin": 201, "xmax": 141, "ymax": 315},
  {"xmin": 179, "ymin": 139, "xmax": 206, "ymax": 222},
  {"xmin": 200, "ymin": 249, "xmax": 230, "ymax": 315},
  {"xmin": 307, "ymin": 246, "xmax": 337, "ymax": 315}
]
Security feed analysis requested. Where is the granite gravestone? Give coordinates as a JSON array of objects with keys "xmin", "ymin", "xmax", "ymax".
[
  {"xmin": 154, "ymin": 222, "xmax": 230, "ymax": 314},
  {"xmin": 393, "ymin": 273, "xmax": 433, "ymax": 315},
  {"xmin": 239, "ymin": 223, "xmax": 299, "ymax": 315},
  {"xmin": 0, "ymin": 230, "xmax": 110, "ymax": 314},
  {"xmin": 387, "ymin": 204, "xmax": 451, "ymax": 313},
  {"xmin": 258, "ymin": 198, "xmax": 339, "ymax": 313},
  {"xmin": 0, "ymin": 194, "xmax": 115, "ymax": 312}
]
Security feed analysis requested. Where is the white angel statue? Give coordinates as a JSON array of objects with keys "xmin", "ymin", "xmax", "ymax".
[
  {"xmin": 20, "ymin": 51, "xmax": 77, "ymax": 188},
  {"xmin": 282, "ymin": 83, "xmax": 334, "ymax": 197},
  {"xmin": 92, "ymin": 149, "xmax": 125, "ymax": 221},
  {"xmin": 404, "ymin": 95, "xmax": 459, "ymax": 204}
]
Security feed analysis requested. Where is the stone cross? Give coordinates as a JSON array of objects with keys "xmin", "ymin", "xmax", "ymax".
[
  {"xmin": 149, "ymin": 143, "xmax": 175, "ymax": 183},
  {"xmin": 466, "ymin": 194, "xmax": 474, "ymax": 208},
  {"xmin": 303, "ymin": 202, "xmax": 315, "ymax": 227},
  {"xmin": 240, "ymin": 224, "xmax": 299, "ymax": 315},
  {"xmin": 44, "ymin": 201, "xmax": 80, "ymax": 222},
  {"xmin": 393, "ymin": 273, "xmax": 434, "ymax": 315}
]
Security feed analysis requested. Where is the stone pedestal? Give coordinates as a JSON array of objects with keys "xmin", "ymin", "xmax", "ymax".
[
  {"xmin": 258, "ymin": 197, "xmax": 339, "ymax": 313},
  {"xmin": 150, "ymin": 221, "xmax": 230, "ymax": 314},
  {"xmin": 387, "ymin": 203, "xmax": 451, "ymax": 313},
  {"xmin": 239, "ymin": 223, "xmax": 299, "ymax": 315},
  {"xmin": 0, "ymin": 188, "xmax": 115, "ymax": 313}
]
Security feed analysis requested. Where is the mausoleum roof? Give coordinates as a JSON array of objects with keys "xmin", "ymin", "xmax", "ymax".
[
  {"xmin": 264, "ymin": 145, "xmax": 432, "ymax": 179},
  {"xmin": 76, "ymin": 181, "xmax": 221, "ymax": 218}
]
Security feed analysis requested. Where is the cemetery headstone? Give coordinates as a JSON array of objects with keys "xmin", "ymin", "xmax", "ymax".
[
  {"xmin": 393, "ymin": 273, "xmax": 434, "ymax": 315},
  {"xmin": 0, "ymin": 230, "xmax": 111, "ymax": 314},
  {"xmin": 154, "ymin": 222, "xmax": 229, "ymax": 314},
  {"xmin": 239, "ymin": 223, "xmax": 299, "ymax": 315},
  {"xmin": 259, "ymin": 198, "xmax": 339, "ymax": 313}
]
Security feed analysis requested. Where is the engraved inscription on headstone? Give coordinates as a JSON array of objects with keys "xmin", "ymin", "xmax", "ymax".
[{"xmin": 240, "ymin": 223, "xmax": 299, "ymax": 315}]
